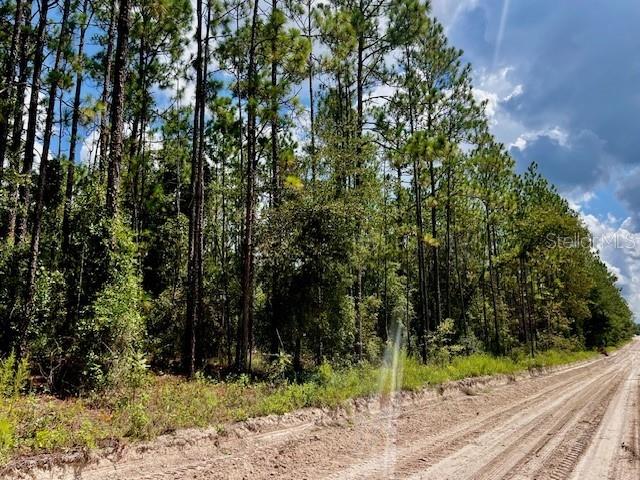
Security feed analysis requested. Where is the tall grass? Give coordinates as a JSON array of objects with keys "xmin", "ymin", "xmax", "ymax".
[
  {"xmin": 0, "ymin": 348, "xmax": 597, "ymax": 464},
  {"xmin": 251, "ymin": 349, "xmax": 596, "ymax": 412},
  {"xmin": 0, "ymin": 353, "xmax": 31, "ymax": 463}
]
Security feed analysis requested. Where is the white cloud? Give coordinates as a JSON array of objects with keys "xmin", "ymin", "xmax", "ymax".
[
  {"xmin": 365, "ymin": 84, "xmax": 396, "ymax": 108},
  {"xmin": 504, "ymin": 83, "xmax": 523, "ymax": 102},
  {"xmin": 511, "ymin": 136, "xmax": 527, "ymax": 150},
  {"xmin": 566, "ymin": 190, "xmax": 595, "ymax": 212},
  {"xmin": 510, "ymin": 125, "xmax": 568, "ymax": 150},
  {"xmin": 582, "ymin": 212, "xmax": 640, "ymax": 319},
  {"xmin": 32, "ymin": 141, "xmax": 42, "ymax": 172},
  {"xmin": 473, "ymin": 66, "xmax": 523, "ymax": 128},
  {"xmin": 473, "ymin": 88, "xmax": 499, "ymax": 119},
  {"xmin": 433, "ymin": 0, "xmax": 639, "ymax": 321},
  {"xmin": 80, "ymin": 129, "xmax": 100, "ymax": 166},
  {"xmin": 431, "ymin": 0, "xmax": 481, "ymax": 32},
  {"xmin": 20, "ymin": 86, "xmax": 48, "ymax": 172}
]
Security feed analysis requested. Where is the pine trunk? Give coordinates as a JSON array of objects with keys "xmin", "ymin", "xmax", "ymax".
[
  {"xmin": 3, "ymin": 0, "xmax": 31, "ymax": 243},
  {"xmin": 17, "ymin": 0, "xmax": 51, "ymax": 243},
  {"xmin": 429, "ymin": 157, "xmax": 441, "ymax": 326},
  {"xmin": 62, "ymin": 0, "xmax": 89, "ymax": 328},
  {"xmin": 353, "ymin": 29, "xmax": 365, "ymax": 362},
  {"xmin": 237, "ymin": 0, "xmax": 260, "ymax": 372},
  {"xmin": 106, "ymin": 0, "xmax": 132, "ymax": 219},
  {"xmin": 269, "ymin": 0, "xmax": 282, "ymax": 356},
  {"xmin": 0, "ymin": 0, "xmax": 24, "ymax": 171},
  {"xmin": 21, "ymin": 0, "xmax": 74, "ymax": 357},
  {"xmin": 307, "ymin": 0, "xmax": 316, "ymax": 181},
  {"xmin": 406, "ymin": 61, "xmax": 429, "ymax": 359},
  {"xmin": 445, "ymin": 165, "xmax": 452, "ymax": 320},
  {"xmin": 485, "ymin": 204, "xmax": 500, "ymax": 354},
  {"xmin": 98, "ymin": 8, "xmax": 117, "ymax": 173},
  {"xmin": 185, "ymin": 0, "xmax": 208, "ymax": 377}
]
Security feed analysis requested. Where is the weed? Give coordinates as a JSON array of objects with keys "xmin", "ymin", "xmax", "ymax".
[
  {"xmin": 0, "ymin": 348, "xmax": 599, "ymax": 464},
  {"xmin": 0, "ymin": 353, "xmax": 29, "ymax": 398},
  {"xmin": 0, "ymin": 417, "xmax": 15, "ymax": 463}
]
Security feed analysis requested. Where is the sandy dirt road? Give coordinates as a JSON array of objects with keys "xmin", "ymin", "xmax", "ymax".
[{"xmin": 21, "ymin": 339, "xmax": 640, "ymax": 480}]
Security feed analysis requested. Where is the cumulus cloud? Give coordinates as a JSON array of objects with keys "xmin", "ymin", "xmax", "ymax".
[
  {"xmin": 442, "ymin": 0, "xmax": 640, "ymax": 191},
  {"xmin": 616, "ymin": 169, "xmax": 640, "ymax": 231},
  {"xmin": 436, "ymin": 0, "xmax": 640, "ymax": 315},
  {"xmin": 80, "ymin": 129, "xmax": 101, "ymax": 166},
  {"xmin": 430, "ymin": 0, "xmax": 480, "ymax": 26},
  {"xmin": 473, "ymin": 66, "xmax": 523, "ymax": 122},
  {"xmin": 510, "ymin": 129, "xmax": 612, "ymax": 193},
  {"xmin": 366, "ymin": 84, "xmax": 396, "ymax": 108},
  {"xmin": 582, "ymin": 212, "xmax": 640, "ymax": 318}
]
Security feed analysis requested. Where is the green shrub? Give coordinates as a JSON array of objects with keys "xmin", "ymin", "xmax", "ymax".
[
  {"xmin": 122, "ymin": 396, "xmax": 151, "ymax": 439},
  {"xmin": 0, "ymin": 353, "xmax": 29, "ymax": 398},
  {"xmin": 76, "ymin": 221, "xmax": 146, "ymax": 392},
  {"xmin": 0, "ymin": 342, "xmax": 600, "ymax": 465},
  {"xmin": 0, "ymin": 416, "xmax": 15, "ymax": 463},
  {"xmin": 316, "ymin": 362, "xmax": 334, "ymax": 386},
  {"xmin": 34, "ymin": 428, "xmax": 68, "ymax": 450},
  {"xmin": 267, "ymin": 351, "xmax": 293, "ymax": 384}
]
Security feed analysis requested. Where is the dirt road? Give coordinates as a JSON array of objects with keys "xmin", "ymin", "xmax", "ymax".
[{"xmin": 23, "ymin": 339, "xmax": 640, "ymax": 480}]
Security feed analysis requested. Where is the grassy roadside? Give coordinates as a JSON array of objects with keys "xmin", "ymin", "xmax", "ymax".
[{"xmin": 0, "ymin": 349, "xmax": 600, "ymax": 465}]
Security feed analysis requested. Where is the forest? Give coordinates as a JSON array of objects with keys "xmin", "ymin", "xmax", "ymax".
[{"xmin": 0, "ymin": 0, "xmax": 636, "ymax": 398}]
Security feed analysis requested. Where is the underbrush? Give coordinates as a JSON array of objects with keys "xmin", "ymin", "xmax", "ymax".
[{"xmin": 0, "ymin": 348, "xmax": 599, "ymax": 465}]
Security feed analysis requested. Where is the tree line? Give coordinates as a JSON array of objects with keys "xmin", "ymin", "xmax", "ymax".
[{"xmin": 0, "ymin": 0, "xmax": 634, "ymax": 392}]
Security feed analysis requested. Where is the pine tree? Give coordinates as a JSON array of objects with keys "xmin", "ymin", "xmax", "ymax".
[{"xmin": 106, "ymin": 0, "xmax": 133, "ymax": 219}]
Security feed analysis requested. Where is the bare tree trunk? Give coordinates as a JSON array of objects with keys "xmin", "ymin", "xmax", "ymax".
[
  {"xmin": 62, "ymin": 1, "xmax": 89, "ymax": 255},
  {"xmin": 20, "ymin": 0, "xmax": 75, "ymax": 357},
  {"xmin": 106, "ymin": 0, "xmax": 132, "ymax": 219},
  {"xmin": 98, "ymin": 7, "xmax": 117, "ymax": 173},
  {"xmin": 307, "ymin": 0, "xmax": 315, "ymax": 182},
  {"xmin": 453, "ymin": 222, "xmax": 467, "ymax": 335},
  {"xmin": 429, "ymin": 156, "xmax": 441, "ymax": 327},
  {"xmin": 405, "ymin": 64, "xmax": 429, "ymax": 360},
  {"xmin": 130, "ymin": 15, "xmax": 150, "ymax": 245},
  {"xmin": 62, "ymin": 0, "xmax": 90, "ymax": 330},
  {"xmin": 237, "ymin": 0, "xmax": 260, "ymax": 372},
  {"xmin": 17, "ymin": 0, "xmax": 51, "ymax": 243},
  {"xmin": 492, "ymin": 224, "xmax": 501, "ymax": 290},
  {"xmin": 414, "ymin": 156, "xmax": 429, "ymax": 361},
  {"xmin": 517, "ymin": 255, "xmax": 528, "ymax": 346},
  {"xmin": 485, "ymin": 204, "xmax": 500, "ymax": 354},
  {"xmin": 0, "ymin": 0, "xmax": 24, "ymax": 171},
  {"xmin": 221, "ymin": 143, "xmax": 231, "ymax": 366},
  {"xmin": 523, "ymin": 256, "xmax": 536, "ymax": 356},
  {"xmin": 354, "ymin": 21, "xmax": 364, "ymax": 362},
  {"xmin": 445, "ymin": 165, "xmax": 452, "ymax": 320},
  {"xmin": 426, "ymin": 108, "xmax": 441, "ymax": 328},
  {"xmin": 382, "ymin": 159, "xmax": 389, "ymax": 340},
  {"xmin": 270, "ymin": 0, "xmax": 279, "ymax": 208},
  {"xmin": 481, "ymin": 266, "xmax": 488, "ymax": 345},
  {"xmin": 184, "ymin": 0, "xmax": 208, "ymax": 377},
  {"xmin": 3, "ymin": 0, "xmax": 31, "ymax": 243},
  {"xmin": 229, "ymin": 4, "xmax": 243, "ymax": 367},
  {"xmin": 269, "ymin": 0, "xmax": 282, "ymax": 356}
]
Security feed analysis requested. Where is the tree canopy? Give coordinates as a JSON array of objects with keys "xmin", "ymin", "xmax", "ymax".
[{"xmin": 0, "ymin": 0, "xmax": 634, "ymax": 392}]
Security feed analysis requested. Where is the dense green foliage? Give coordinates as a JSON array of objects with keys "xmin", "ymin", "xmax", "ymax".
[{"xmin": 0, "ymin": 0, "xmax": 635, "ymax": 396}]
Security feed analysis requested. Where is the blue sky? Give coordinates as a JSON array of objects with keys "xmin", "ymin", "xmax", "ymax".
[{"xmin": 431, "ymin": 0, "xmax": 640, "ymax": 318}]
